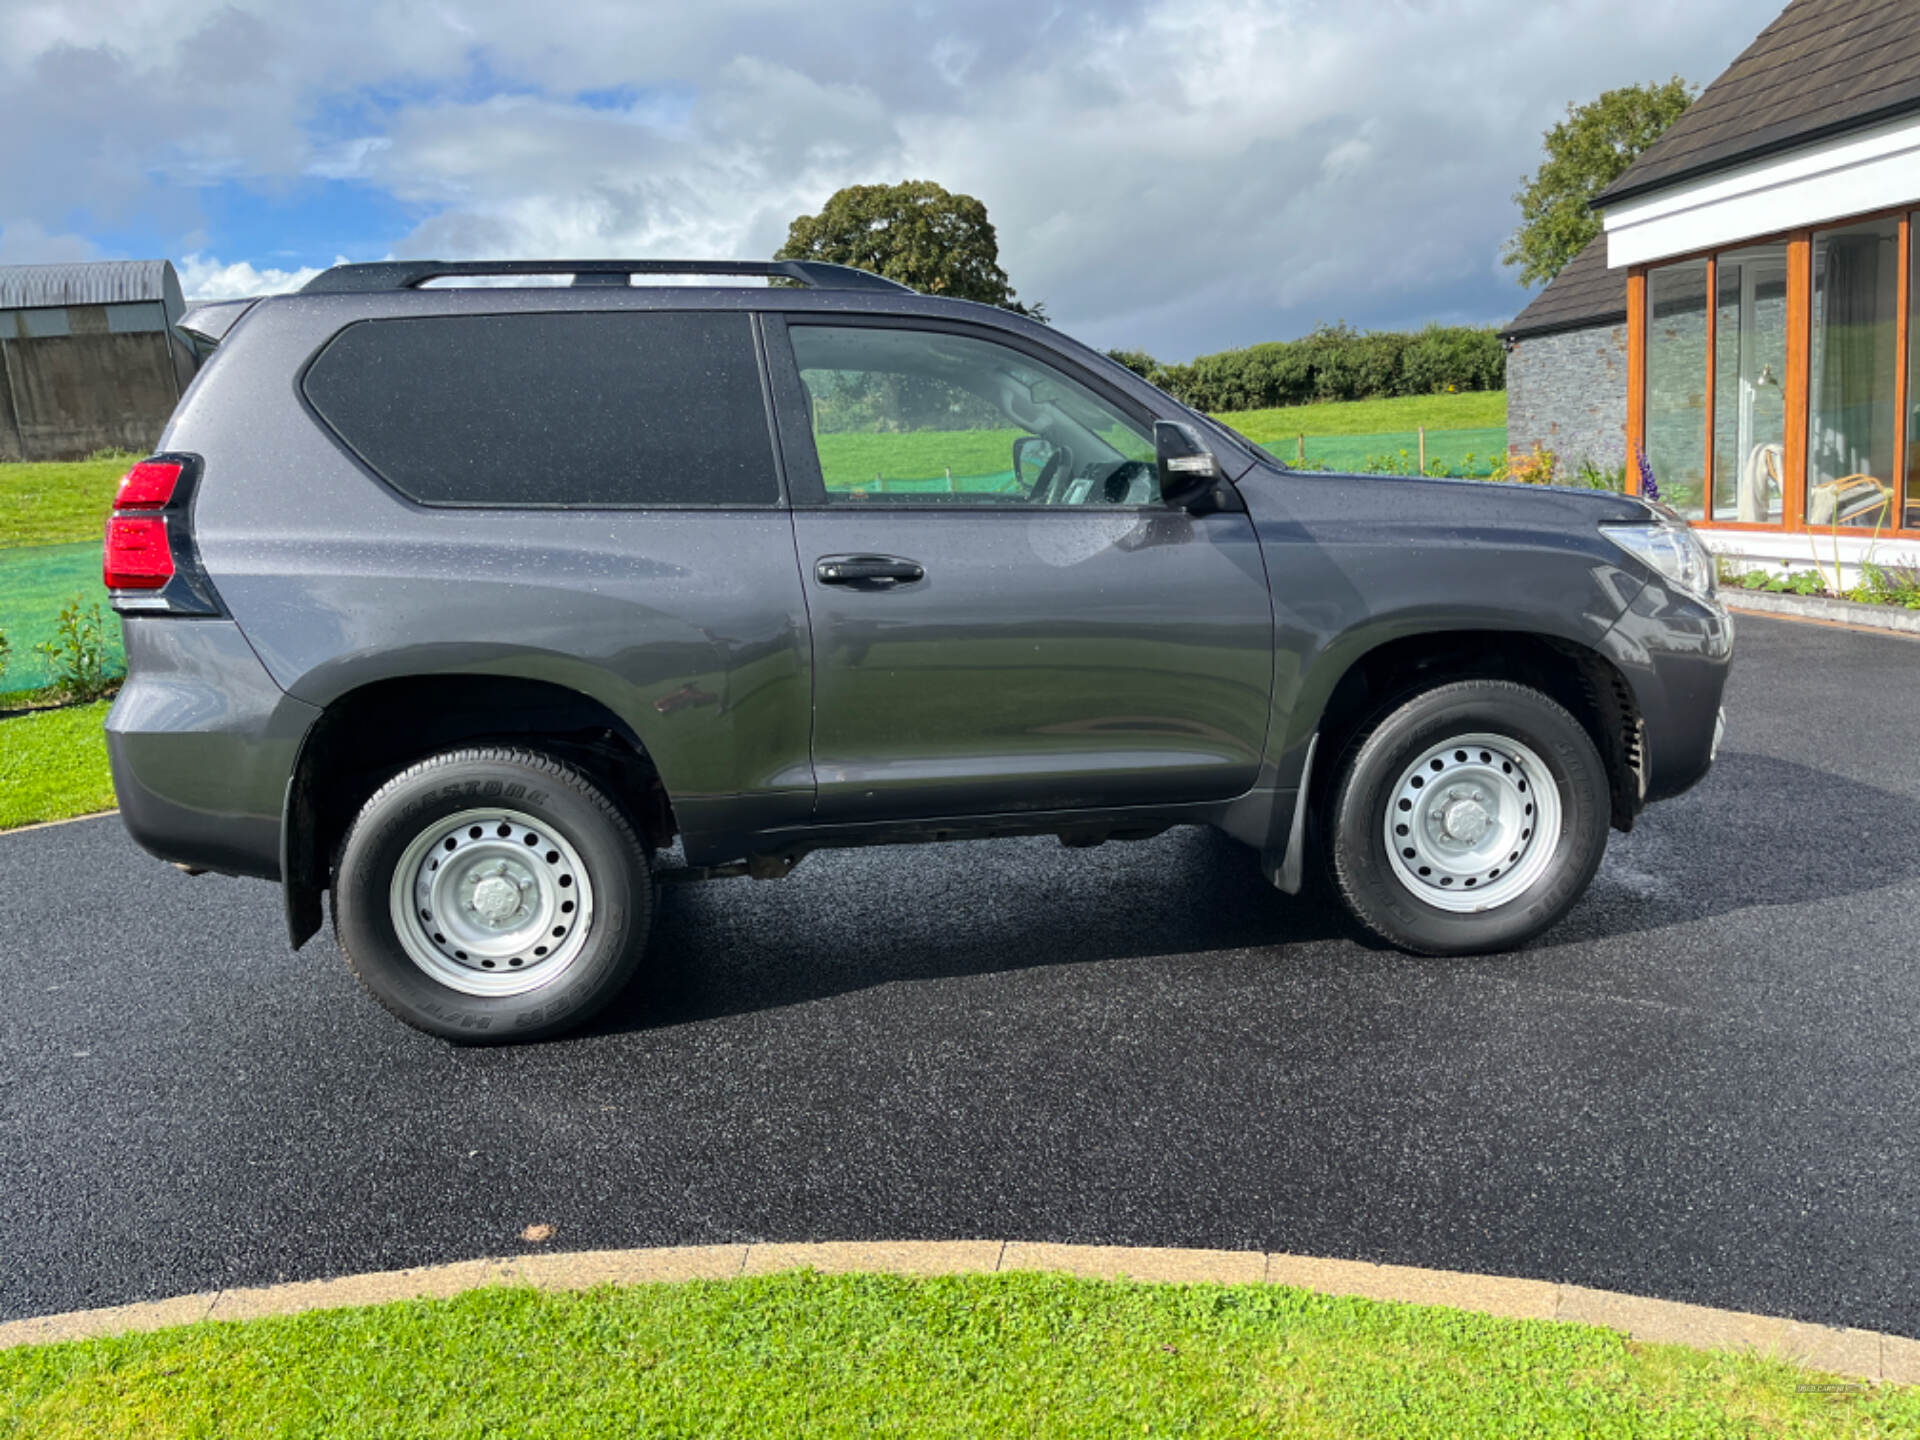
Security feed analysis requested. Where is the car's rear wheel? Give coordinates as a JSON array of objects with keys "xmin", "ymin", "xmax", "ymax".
[
  {"xmin": 333, "ymin": 746, "xmax": 652, "ymax": 1042},
  {"xmin": 1326, "ymin": 680, "xmax": 1608, "ymax": 954}
]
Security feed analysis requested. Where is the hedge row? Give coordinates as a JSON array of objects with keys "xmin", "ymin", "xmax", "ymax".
[{"xmin": 1107, "ymin": 323, "xmax": 1506, "ymax": 413}]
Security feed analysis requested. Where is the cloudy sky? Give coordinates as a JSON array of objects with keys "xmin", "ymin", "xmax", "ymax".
[{"xmin": 2, "ymin": 0, "xmax": 1770, "ymax": 359}]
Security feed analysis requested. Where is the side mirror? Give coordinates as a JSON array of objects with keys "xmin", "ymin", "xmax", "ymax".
[
  {"xmin": 1155, "ymin": 421, "xmax": 1223, "ymax": 510},
  {"xmin": 1012, "ymin": 435, "xmax": 1058, "ymax": 494}
]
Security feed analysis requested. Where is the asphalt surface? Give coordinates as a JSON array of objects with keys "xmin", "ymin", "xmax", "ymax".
[{"xmin": 3, "ymin": 614, "xmax": 1918, "ymax": 1336}]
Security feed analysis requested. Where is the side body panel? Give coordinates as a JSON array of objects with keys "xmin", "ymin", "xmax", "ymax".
[{"xmin": 790, "ymin": 506, "xmax": 1275, "ymax": 819}]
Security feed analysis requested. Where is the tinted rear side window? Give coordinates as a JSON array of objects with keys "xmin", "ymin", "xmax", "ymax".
[{"xmin": 302, "ymin": 311, "xmax": 780, "ymax": 506}]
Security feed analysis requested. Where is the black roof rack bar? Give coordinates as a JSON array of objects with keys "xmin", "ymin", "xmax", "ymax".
[{"xmin": 300, "ymin": 259, "xmax": 912, "ymax": 295}]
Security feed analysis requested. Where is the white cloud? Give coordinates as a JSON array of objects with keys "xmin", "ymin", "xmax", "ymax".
[
  {"xmin": 2, "ymin": 0, "xmax": 1759, "ymax": 357},
  {"xmin": 175, "ymin": 254, "xmax": 341, "ymax": 300}
]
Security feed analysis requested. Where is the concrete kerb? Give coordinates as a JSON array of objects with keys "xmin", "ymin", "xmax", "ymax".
[
  {"xmin": 3, "ymin": 1241, "xmax": 1915, "ymax": 1386},
  {"xmin": 0, "ymin": 809, "xmax": 118, "ymax": 837},
  {"xmin": 1726, "ymin": 591, "xmax": 1920, "ymax": 638}
]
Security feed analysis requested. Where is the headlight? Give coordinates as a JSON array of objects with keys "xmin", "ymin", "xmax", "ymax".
[{"xmin": 1599, "ymin": 514, "xmax": 1717, "ymax": 600}]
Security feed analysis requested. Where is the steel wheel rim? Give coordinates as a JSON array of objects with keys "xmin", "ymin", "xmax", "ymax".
[
  {"xmin": 1382, "ymin": 732, "xmax": 1562, "ymax": 914},
  {"xmin": 388, "ymin": 807, "xmax": 596, "ymax": 997}
]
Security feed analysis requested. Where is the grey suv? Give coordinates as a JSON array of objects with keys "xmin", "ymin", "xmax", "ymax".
[{"xmin": 104, "ymin": 258, "xmax": 1731, "ymax": 1041}]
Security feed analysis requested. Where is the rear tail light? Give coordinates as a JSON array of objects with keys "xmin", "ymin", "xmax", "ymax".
[
  {"xmin": 114, "ymin": 459, "xmax": 184, "ymax": 510},
  {"xmin": 103, "ymin": 515, "xmax": 174, "ymax": 588},
  {"xmin": 102, "ymin": 453, "xmax": 223, "ymax": 616}
]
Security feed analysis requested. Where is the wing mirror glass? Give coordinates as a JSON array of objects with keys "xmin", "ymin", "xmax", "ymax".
[
  {"xmin": 1012, "ymin": 435, "xmax": 1059, "ymax": 495},
  {"xmin": 1155, "ymin": 421, "xmax": 1223, "ymax": 510}
]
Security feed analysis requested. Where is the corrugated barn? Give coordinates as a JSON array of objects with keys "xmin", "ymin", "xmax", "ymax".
[{"xmin": 0, "ymin": 260, "xmax": 199, "ymax": 461}]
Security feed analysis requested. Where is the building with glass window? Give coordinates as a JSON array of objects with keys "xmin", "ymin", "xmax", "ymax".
[
  {"xmin": 0, "ymin": 259, "xmax": 199, "ymax": 462},
  {"xmin": 1504, "ymin": 0, "xmax": 1920, "ymax": 579}
]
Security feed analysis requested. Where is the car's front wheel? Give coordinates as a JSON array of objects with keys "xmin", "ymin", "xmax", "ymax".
[
  {"xmin": 1325, "ymin": 680, "xmax": 1609, "ymax": 954},
  {"xmin": 333, "ymin": 746, "xmax": 653, "ymax": 1042}
]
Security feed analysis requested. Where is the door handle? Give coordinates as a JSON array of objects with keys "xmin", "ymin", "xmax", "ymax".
[{"xmin": 815, "ymin": 554, "xmax": 925, "ymax": 585}]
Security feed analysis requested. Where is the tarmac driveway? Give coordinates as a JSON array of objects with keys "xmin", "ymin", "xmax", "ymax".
[{"xmin": 2, "ymin": 613, "xmax": 1917, "ymax": 1335}]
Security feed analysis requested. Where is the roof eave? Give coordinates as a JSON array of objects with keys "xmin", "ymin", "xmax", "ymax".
[
  {"xmin": 1590, "ymin": 93, "xmax": 1920, "ymax": 211},
  {"xmin": 1500, "ymin": 310, "xmax": 1629, "ymax": 343}
]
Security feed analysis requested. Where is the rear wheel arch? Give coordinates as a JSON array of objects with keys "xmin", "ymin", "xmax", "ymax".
[{"xmin": 282, "ymin": 675, "xmax": 675, "ymax": 948}]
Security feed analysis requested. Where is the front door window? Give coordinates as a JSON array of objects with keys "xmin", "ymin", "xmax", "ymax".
[{"xmin": 787, "ymin": 325, "xmax": 1160, "ymax": 506}]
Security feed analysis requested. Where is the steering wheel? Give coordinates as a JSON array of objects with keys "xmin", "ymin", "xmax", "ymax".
[{"xmin": 1100, "ymin": 460, "xmax": 1157, "ymax": 505}]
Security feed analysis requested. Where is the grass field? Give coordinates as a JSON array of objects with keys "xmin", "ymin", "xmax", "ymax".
[
  {"xmin": 1214, "ymin": 390, "xmax": 1506, "ymax": 446},
  {"xmin": 0, "ymin": 454, "xmax": 129, "ymax": 549},
  {"xmin": 0, "ymin": 1271, "xmax": 1904, "ymax": 1438},
  {"xmin": 0, "ymin": 699, "xmax": 115, "ymax": 830},
  {"xmin": 814, "ymin": 429, "xmax": 1026, "ymax": 491},
  {"xmin": 811, "ymin": 393, "xmax": 1508, "ymax": 489}
]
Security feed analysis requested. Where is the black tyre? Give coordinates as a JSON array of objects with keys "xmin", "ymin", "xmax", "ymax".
[
  {"xmin": 333, "ymin": 746, "xmax": 653, "ymax": 1042},
  {"xmin": 1326, "ymin": 680, "xmax": 1608, "ymax": 955}
]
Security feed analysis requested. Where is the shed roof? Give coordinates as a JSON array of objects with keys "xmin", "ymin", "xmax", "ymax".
[
  {"xmin": 0, "ymin": 260, "xmax": 185, "ymax": 314},
  {"xmin": 1500, "ymin": 234, "xmax": 1627, "ymax": 341},
  {"xmin": 1593, "ymin": 0, "xmax": 1920, "ymax": 208}
]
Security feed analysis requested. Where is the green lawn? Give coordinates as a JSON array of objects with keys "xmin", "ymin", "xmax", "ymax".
[
  {"xmin": 0, "ymin": 700, "xmax": 115, "ymax": 829},
  {"xmin": 0, "ymin": 1272, "xmax": 1903, "ymax": 1438},
  {"xmin": 1213, "ymin": 390, "xmax": 1506, "ymax": 446},
  {"xmin": 0, "ymin": 455, "xmax": 129, "ymax": 549}
]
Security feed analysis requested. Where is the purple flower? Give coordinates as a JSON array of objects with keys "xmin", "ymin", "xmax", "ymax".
[{"xmin": 1634, "ymin": 443, "xmax": 1661, "ymax": 502}]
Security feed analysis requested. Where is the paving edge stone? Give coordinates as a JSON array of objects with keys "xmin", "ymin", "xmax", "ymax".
[
  {"xmin": 0, "ymin": 809, "xmax": 119, "ymax": 838},
  {"xmin": 1725, "ymin": 589, "xmax": 1920, "ymax": 636},
  {"xmin": 1, "ymin": 1240, "xmax": 1913, "ymax": 1385}
]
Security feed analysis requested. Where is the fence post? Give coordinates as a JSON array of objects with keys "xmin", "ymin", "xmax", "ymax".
[
  {"xmin": 1296, "ymin": 434, "xmax": 1305, "ymax": 465},
  {"xmin": 1418, "ymin": 426, "xmax": 1426, "ymax": 473}
]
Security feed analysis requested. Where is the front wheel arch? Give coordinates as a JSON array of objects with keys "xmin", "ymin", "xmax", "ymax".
[{"xmin": 1303, "ymin": 628, "xmax": 1644, "ymax": 839}]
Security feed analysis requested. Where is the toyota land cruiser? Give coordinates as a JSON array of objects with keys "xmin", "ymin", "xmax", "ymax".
[{"xmin": 103, "ymin": 258, "xmax": 1731, "ymax": 1041}]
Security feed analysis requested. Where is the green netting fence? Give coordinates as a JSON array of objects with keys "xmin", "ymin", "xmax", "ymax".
[
  {"xmin": 1258, "ymin": 426, "xmax": 1508, "ymax": 476},
  {"xmin": 0, "ymin": 541, "xmax": 123, "ymax": 696}
]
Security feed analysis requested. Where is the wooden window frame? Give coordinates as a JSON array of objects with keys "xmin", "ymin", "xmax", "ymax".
[{"xmin": 1625, "ymin": 201, "xmax": 1920, "ymax": 538}]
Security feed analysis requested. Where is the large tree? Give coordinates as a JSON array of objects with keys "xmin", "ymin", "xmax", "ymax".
[
  {"xmin": 776, "ymin": 180, "xmax": 1039, "ymax": 316},
  {"xmin": 1503, "ymin": 78, "xmax": 1696, "ymax": 287}
]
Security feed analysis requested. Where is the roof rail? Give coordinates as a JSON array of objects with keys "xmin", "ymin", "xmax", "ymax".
[{"xmin": 300, "ymin": 259, "xmax": 912, "ymax": 295}]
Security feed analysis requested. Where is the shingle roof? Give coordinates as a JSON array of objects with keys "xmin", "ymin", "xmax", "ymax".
[
  {"xmin": 1593, "ymin": 0, "xmax": 1920, "ymax": 208},
  {"xmin": 1499, "ymin": 234, "xmax": 1627, "ymax": 340},
  {"xmin": 0, "ymin": 260, "xmax": 184, "ymax": 313}
]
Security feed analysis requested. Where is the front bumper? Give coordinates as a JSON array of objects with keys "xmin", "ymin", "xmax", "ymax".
[
  {"xmin": 106, "ymin": 619, "xmax": 321, "ymax": 880},
  {"xmin": 1600, "ymin": 583, "xmax": 1735, "ymax": 807}
]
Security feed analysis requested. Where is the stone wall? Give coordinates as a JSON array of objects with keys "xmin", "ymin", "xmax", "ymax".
[{"xmin": 1505, "ymin": 322, "xmax": 1629, "ymax": 478}]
